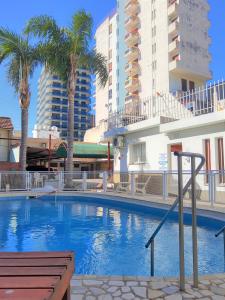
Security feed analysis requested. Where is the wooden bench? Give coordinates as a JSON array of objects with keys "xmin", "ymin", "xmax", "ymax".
[{"xmin": 0, "ymin": 251, "xmax": 74, "ymax": 300}]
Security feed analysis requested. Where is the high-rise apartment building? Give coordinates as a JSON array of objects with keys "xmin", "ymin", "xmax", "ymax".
[
  {"xmin": 36, "ymin": 68, "xmax": 92, "ymax": 141},
  {"xmin": 95, "ymin": 0, "xmax": 211, "ymax": 118},
  {"xmin": 124, "ymin": 0, "xmax": 211, "ymax": 106},
  {"xmin": 94, "ymin": 11, "xmax": 118, "ymax": 125}
]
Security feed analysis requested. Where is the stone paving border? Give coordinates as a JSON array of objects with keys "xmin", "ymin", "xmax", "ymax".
[{"xmin": 71, "ymin": 274, "xmax": 225, "ymax": 300}]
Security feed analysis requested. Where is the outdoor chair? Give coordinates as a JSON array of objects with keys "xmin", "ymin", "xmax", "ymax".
[{"xmin": 135, "ymin": 175, "xmax": 151, "ymax": 194}]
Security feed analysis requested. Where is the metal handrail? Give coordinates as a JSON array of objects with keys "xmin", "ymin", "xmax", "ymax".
[
  {"xmin": 145, "ymin": 152, "xmax": 205, "ymax": 248},
  {"xmin": 215, "ymin": 225, "xmax": 225, "ymax": 271},
  {"xmin": 145, "ymin": 152, "xmax": 205, "ymax": 289},
  {"xmin": 215, "ymin": 226, "xmax": 225, "ymax": 237}
]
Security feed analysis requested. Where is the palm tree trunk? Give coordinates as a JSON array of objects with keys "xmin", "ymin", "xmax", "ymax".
[
  {"xmin": 19, "ymin": 108, "xmax": 28, "ymax": 172},
  {"xmin": 66, "ymin": 55, "xmax": 76, "ymax": 187}
]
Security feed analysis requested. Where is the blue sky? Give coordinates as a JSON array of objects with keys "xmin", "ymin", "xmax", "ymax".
[{"xmin": 0, "ymin": 0, "xmax": 224, "ymax": 134}]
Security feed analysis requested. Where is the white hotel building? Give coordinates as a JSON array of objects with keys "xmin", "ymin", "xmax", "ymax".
[{"xmin": 92, "ymin": 0, "xmax": 225, "ymax": 200}]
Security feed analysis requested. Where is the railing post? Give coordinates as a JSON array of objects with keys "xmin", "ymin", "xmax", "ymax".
[
  {"xmin": 177, "ymin": 155, "xmax": 185, "ymax": 291},
  {"xmin": 224, "ymin": 230, "xmax": 225, "ymax": 272},
  {"xmin": 209, "ymin": 171, "xmax": 216, "ymax": 207},
  {"xmin": 130, "ymin": 173, "xmax": 136, "ymax": 195},
  {"xmin": 191, "ymin": 157, "xmax": 198, "ymax": 288},
  {"xmin": 163, "ymin": 171, "xmax": 168, "ymax": 201},
  {"xmin": 151, "ymin": 240, "xmax": 154, "ymax": 277},
  {"xmin": 103, "ymin": 171, "xmax": 108, "ymax": 193},
  {"xmin": 82, "ymin": 172, "xmax": 87, "ymax": 191}
]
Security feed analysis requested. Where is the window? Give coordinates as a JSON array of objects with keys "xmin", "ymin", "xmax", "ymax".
[
  {"xmin": 189, "ymin": 81, "xmax": 195, "ymax": 91},
  {"xmin": 217, "ymin": 138, "xmax": 225, "ymax": 184},
  {"xmin": 204, "ymin": 139, "xmax": 211, "ymax": 183},
  {"xmin": 130, "ymin": 143, "xmax": 146, "ymax": 164},
  {"xmin": 181, "ymin": 79, "xmax": 188, "ymax": 92},
  {"xmin": 108, "ymin": 89, "xmax": 112, "ymax": 99},
  {"xmin": 152, "ymin": 60, "xmax": 157, "ymax": 71},
  {"xmin": 109, "ymin": 49, "xmax": 112, "ymax": 60},
  {"xmin": 152, "ymin": 26, "xmax": 156, "ymax": 37},
  {"xmin": 152, "ymin": 43, "xmax": 156, "ymax": 54},
  {"xmin": 109, "ymin": 76, "xmax": 112, "ymax": 86},
  {"xmin": 108, "ymin": 62, "xmax": 112, "ymax": 72},
  {"xmin": 109, "ymin": 24, "xmax": 112, "ymax": 34}
]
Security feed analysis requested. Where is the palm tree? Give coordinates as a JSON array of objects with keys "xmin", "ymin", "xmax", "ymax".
[
  {"xmin": 25, "ymin": 11, "xmax": 108, "ymax": 180},
  {"xmin": 0, "ymin": 28, "xmax": 42, "ymax": 171}
]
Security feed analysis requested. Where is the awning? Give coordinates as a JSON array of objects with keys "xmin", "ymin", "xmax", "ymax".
[{"xmin": 56, "ymin": 142, "xmax": 114, "ymax": 159}]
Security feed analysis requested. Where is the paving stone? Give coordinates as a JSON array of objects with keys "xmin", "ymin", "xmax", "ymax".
[
  {"xmin": 108, "ymin": 280, "xmax": 124, "ymax": 286},
  {"xmin": 122, "ymin": 286, "xmax": 131, "ymax": 293},
  {"xmin": 165, "ymin": 294, "xmax": 182, "ymax": 300},
  {"xmin": 71, "ymin": 294, "xmax": 83, "ymax": 300},
  {"xmin": 97, "ymin": 295, "xmax": 113, "ymax": 300},
  {"xmin": 211, "ymin": 285, "xmax": 225, "ymax": 296},
  {"xmin": 212, "ymin": 296, "xmax": 225, "ymax": 300},
  {"xmin": 89, "ymin": 287, "xmax": 105, "ymax": 296},
  {"xmin": 71, "ymin": 279, "xmax": 82, "ymax": 287},
  {"xmin": 131, "ymin": 286, "xmax": 147, "ymax": 298},
  {"xmin": 107, "ymin": 286, "xmax": 118, "ymax": 293},
  {"xmin": 83, "ymin": 280, "xmax": 103, "ymax": 286},
  {"xmin": 148, "ymin": 289, "xmax": 165, "ymax": 299},
  {"xmin": 162, "ymin": 285, "xmax": 179, "ymax": 295},
  {"xmin": 200, "ymin": 289, "xmax": 215, "ymax": 296},
  {"xmin": 112, "ymin": 290, "xmax": 122, "ymax": 297},
  {"xmin": 150, "ymin": 281, "xmax": 168, "ymax": 289},
  {"xmin": 126, "ymin": 281, "xmax": 139, "ymax": 286},
  {"xmin": 122, "ymin": 293, "xmax": 135, "ymax": 299}
]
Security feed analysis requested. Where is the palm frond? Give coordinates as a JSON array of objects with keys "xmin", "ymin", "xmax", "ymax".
[
  {"xmin": 79, "ymin": 50, "xmax": 108, "ymax": 88},
  {"xmin": 25, "ymin": 15, "xmax": 62, "ymax": 41}
]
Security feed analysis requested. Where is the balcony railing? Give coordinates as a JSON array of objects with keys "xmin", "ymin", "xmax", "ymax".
[
  {"xmin": 125, "ymin": 16, "xmax": 140, "ymax": 32},
  {"xmin": 106, "ymin": 80, "xmax": 225, "ymax": 129},
  {"xmin": 125, "ymin": 32, "xmax": 140, "ymax": 47}
]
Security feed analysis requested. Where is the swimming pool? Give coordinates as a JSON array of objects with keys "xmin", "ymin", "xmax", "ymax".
[{"xmin": 0, "ymin": 195, "xmax": 224, "ymax": 276}]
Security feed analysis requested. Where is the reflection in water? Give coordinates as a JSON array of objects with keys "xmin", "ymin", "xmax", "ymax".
[{"xmin": 0, "ymin": 197, "xmax": 223, "ymax": 277}]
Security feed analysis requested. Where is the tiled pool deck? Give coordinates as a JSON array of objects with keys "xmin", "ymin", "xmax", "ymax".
[{"xmin": 71, "ymin": 274, "xmax": 225, "ymax": 300}]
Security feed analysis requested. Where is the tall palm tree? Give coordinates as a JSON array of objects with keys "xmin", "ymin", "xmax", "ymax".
[
  {"xmin": 26, "ymin": 11, "xmax": 108, "ymax": 180},
  {"xmin": 0, "ymin": 28, "xmax": 42, "ymax": 171}
]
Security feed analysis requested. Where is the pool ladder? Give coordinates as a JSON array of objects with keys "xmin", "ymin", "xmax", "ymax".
[
  {"xmin": 215, "ymin": 225, "xmax": 225, "ymax": 271},
  {"xmin": 145, "ymin": 152, "xmax": 205, "ymax": 291}
]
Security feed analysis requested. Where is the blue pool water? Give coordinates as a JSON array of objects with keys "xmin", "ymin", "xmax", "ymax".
[{"xmin": 0, "ymin": 195, "xmax": 224, "ymax": 276}]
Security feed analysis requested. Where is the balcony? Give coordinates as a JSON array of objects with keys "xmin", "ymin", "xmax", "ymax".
[
  {"xmin": 125, "ymin": 16, "xmax": 140, "ymax": 32},
  {"xmin": 168, "ymin": 19, "xmax": 179, "ymax": 35},
  {"xmin": 169, "ymin": 56, "xmax": 181, "ymax": 72},
  {"xmin": 125, "ymin": 1, "xmax": 139, "ymax": 16},
  {"xmin": 125, "ymin": 62, "xmax": 140, "ymax": 76},
  {"xmin": 168, "ymin": 38, "xmax": 180, "ymax": 54},
  {"xmin": 125, "ymin": 32, "xmax": 139, "ymax": 47},
  {"xmin": 168, "ymin": 0, "xmax": 179, "ymax": 18},
  {"xmin": 125, "ymin": 47, "xmax": 139, "ymax": 62},
  {"xmin": 126, "ymin": 79, "xmax": 140, "ymax": 93}
]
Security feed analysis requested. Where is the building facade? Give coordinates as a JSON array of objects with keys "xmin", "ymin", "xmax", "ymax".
[
  {"xmin": 94, "ymin": 0, "xmax": 211, "ymax": 121},
  {"xmin": 36, "ymin": 68, "xmax": 92, "ymax": 141},
  {"xmin": 94, "ymin": 12, "xmax": 118, "ymax": 126}
]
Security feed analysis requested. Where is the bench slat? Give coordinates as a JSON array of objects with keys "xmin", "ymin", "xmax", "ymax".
[
  {"xmin": 0, "ymin": 252, "xmax": 73, "ymax": 259},
  {"xmin": 0, "ymin": 276, "xmax": 60, "ymax": 289},
  {"xmin": 0, "ymin": 266, "xmax": 65, "ymax": 276},
  {"xmin": 0, "ymin": 258, "xmax": 71, "ymax": 267},
  {"xmin": 0, "ymin": 288, "xmax": 53, "ymax": 300}
]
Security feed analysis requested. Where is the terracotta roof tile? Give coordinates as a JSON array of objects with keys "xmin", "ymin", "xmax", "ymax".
[{"xmin": 0, "ymin": 117, "xmax": 13, "ymax": 130}]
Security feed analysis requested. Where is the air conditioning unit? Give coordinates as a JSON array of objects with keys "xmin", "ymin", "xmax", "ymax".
[{"xmin": 113, "ymin": 136, "xmax": 125, "ymax": 148}]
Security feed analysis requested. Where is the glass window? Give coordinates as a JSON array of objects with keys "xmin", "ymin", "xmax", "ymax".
[
  {"xmin": 181, "ymin": 79, "xmax": 188, "ymax": 92},
  {"xmin": 217, "ymin": 138, "xmax": 225, "ymax": 184},
  {"xmin": 130, "ymin": 143, "xmax": 146, "ymax": 164},
  {"xmin": 204, "ymin": 139, "xmax": 211, "ymax": 183}
]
